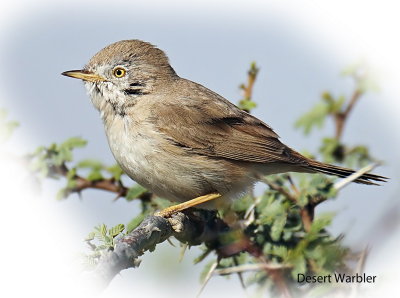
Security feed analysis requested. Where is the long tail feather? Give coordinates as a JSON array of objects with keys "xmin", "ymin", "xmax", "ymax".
[{"xmin": 306, "ymin": 160, "xmax": 388, "ymax": 185}]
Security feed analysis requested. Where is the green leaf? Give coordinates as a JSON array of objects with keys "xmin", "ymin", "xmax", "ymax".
[
  {"xmin": 307, "ymin": 213, "xmax": 334, "ymax": 240},
  {"xmin": 270, "ymin": 212, "xmax": 287, "ymax": 241},
  {"xmin": 290, "ymin": 254, "xmax": 306, "ymax": 280},
  {"xmin": 239, "ymin": 100, "xmax": 257, "ymax": 111},
  {"xmin": 231, "ymin": 194, "xmax": 253, "ymax": 212},
  {"xmin": 66, "ymin": 177, "xmax": 77, "ymax": 189},
  {"xmin": 66, "ymin": 168, "xmax": 77, "ymax": 180},
  {"xmin": 330, "ymin": 95, "xmax": 345, "ymax": 113},
  {"xmin": 108, "ymin": 224, "xmax": 125, "ymax": 238},
  {"xmin": 344, "ymin": 145, "xmax": 372, "ymax": 168},
  {"xmin": 257, "ymin": 199, "xmax": 285, "ymax": 225},
  {"xmin": 106, "ymin": 164, "xmax": 124, "ymax": 180},
  {"xmin": 77, "ymin": 159, "xmax": 104, "ymax": 170},
  {"xmin": 126, "ymin": 184, "xmax": 147, "ymax": 201},
  {"xmin": 60, "ymin": 137, "xmax": 87, "ymax": 149},
  {"xmin": 99, "ymin": 224, "xmax": 107, "ymax": 237},
  {"xmin": 295, "ymin": 102, "xmax": 329, "ymax": 135},
  {"xmin": 152, "ymin": 197, "xmax": 173, "ymax": 209},
  {"xmin": 0, "ymin": 108, "xmax": 19, "ymax": 142},
  {"xmin": 272, "ymin": 245, "xmax": 288, "ymax": 259},
  {"xmin": 319, "ymin": 137, "xmax": 343, "ymax": 163},
  {"xmin": 56, "ymin": 187, "xmax": 68, "ymax": 200},
  {"xmin": 55, "ymin": 147, "xmax": 73, "ymax": 164},
  {"xmin": 126, "ymin": 213, "xmax": 147, "ymax": 233},
  {"xmin": 85, "ymin": 232, "xmax": 95, "ymax": 241},
  {"xmin": 87, "ymin": 170, "xmax": 103, "ymax": 181}
]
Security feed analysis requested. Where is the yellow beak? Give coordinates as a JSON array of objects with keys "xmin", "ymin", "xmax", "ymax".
[{"xmin": 61, "ymin": 70, "xmax": 107, "ymax": 82}]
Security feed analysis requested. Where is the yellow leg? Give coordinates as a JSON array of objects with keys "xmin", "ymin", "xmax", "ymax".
[{"xmin": 155, "ymin": 193, "xmax": 221, "ymax": 217}]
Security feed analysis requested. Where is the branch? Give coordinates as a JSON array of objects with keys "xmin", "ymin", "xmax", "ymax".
[
  {"xmin": 243, "ymin": 63, "xmax": 259, "ymax": 100},
  {"xmin": 91, "ymin": 216, "xmax": 172, "ymax": 287},
  {"xmin": 260, "ymin": 177, "xmax": 297, "ymax": 204},
  {"xmin": 334, "ymin": 89, "xmax": 363, "ymax": 140},
  {"xmin": 88, "ymin": 210, "xmax": 293, "ymax": 297},
  {"xmin": 54, "ymin": 162, "xmax": 152, "ymax": 201},
  {"xmin": 239, "ymin": 62, "xmax": 259, "ymax": 112},
  {"xmin": 214, "ymin": 263, "xmax": 291, "ymax": 275},
  {"xmin": 260, "ymin": 176, "xmax": 314, "ymax": 233},
  {"xmin": 333, "ymin": 163, "xmax": 379, "ymax": 191},
  {"xmin": 89, "ymin": 211, "xmax": 228, "ymax": 289}
]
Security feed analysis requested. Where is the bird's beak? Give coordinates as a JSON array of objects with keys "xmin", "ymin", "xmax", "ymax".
[{"xmin": 61, "ymin": 70, "xmax": 107, "ymax": 82}]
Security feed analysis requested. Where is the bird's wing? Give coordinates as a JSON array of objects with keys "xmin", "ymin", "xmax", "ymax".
[{"xmin": 150, "ymin": 86, "xmax": 306, "ymax": 165}]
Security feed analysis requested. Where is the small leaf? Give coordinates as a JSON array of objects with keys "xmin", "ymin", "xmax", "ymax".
[
  {"xmin": 61, "ymin": 137, "xmax": 87, "ymax": 149},
  {"xmin": 108, "ymin": 224, "xmax": 125, "ymax": 238},
  {"xmin": 307, "ymin": 213, "xmax": 334, "ymax": 240},
  {"xmin": 87, "ymin": 170, "xmax": 103, "ymax": 181},
  {"xmin": 66, "ymin": 168, "xmax": 76, "ymax": 180},
  {"xmin": 56, "ymin": 187, "xmax": 68, "ymax": 200},
  {"xmin": 126, "ymin": 184, "xmax": 147, "ymax": 201},
  {"xmin": 295, "ymin": 102, "xmax": 329, "ymax": 135},
  {"xmin": 239, "ymin": 100, "xmax": 257, "ymax": 111},
  {"xmin": 331, "ymin": 95, "xmax": 345, "ymax": 113},
  {"xmin": 100, "ymin": 224, "xmax": 107, "ymax": 237},
  {"xmin": 232, "ymin": 194, "xmax": 253, "ymax": 212},
  {"xmin": 77, "ymin": 159, "xmax": 104, "ymax": 170},
  {"xmin": 85, "ymin": 232, "xmax": 95, "ymax": 241},
  {"xmin": 290, "ymin": 254, "xmax": 306, "ymax": 280},
  {"xmin": 126, "ymin": 213, "xmax": 146, "ymax": 233},
  {"xmin": 270, "ymin": 212, "xmax": 287, "ymax": 241},
  {"xmin": 106, "ymin": 164, "xmax": 124, "ymax": 180}
]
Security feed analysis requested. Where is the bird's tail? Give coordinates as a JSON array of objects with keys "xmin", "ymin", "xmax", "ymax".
[{"xmin": 305, "ymin": 159, "xmax": 388, "ymax": 185}]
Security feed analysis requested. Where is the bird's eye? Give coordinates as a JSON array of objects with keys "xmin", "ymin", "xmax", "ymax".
[{"xmin": 113, "ymin": 67, "xmax": 126, "ymax": 78}]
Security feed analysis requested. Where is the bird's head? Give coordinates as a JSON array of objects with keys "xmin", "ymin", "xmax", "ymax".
[{"xmin": 62, "ymin": 40, "xmax": 177, "ymax": 115}]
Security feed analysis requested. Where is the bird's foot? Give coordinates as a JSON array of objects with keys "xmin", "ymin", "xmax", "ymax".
[{"xmin": 154, "ymin": 193, "xmax": 221, "ymax": 217}]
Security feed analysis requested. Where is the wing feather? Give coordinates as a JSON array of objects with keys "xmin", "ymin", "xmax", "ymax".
[{"xmin": 149, "ymin": 80, "xmax": 307, "ymax": 166}]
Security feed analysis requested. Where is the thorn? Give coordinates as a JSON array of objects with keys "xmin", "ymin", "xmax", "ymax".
[{"xmin": 196, "ymin": 260, "xmax": 218, "ymax": 298}]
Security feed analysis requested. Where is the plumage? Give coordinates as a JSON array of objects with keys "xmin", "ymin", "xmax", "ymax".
[{"xmin": 62, "ymin": 39, "xmax": 388, "ymax": 209}]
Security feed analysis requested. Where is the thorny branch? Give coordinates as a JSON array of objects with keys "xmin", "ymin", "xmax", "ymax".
[
  {"xmin": 52, "ymin": 162, "xmax": 152, "ymax": 201},
  {"xmin": 90, "ymin": 211, "xmax": 256, "ymax": 289}
]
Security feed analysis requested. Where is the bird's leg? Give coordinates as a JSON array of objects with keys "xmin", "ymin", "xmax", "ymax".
[{"xmin": 155, "ymin": 193, "xmax": 221, "ymax": 217}]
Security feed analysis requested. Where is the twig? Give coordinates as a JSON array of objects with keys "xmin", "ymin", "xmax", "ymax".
[
  {"xmin": 286, "ymin": 175, "xmax": 300, "ymax": 197},
  {"xmin": 243, "ymin": 64, "xmax": 259, "ymax": 100},
  {"xmin": 55, "ymin": 163, "xmax": 152, "ymax": 201},
  {"xmin": 261, "ymin": 175, "xmax": 314, "ymax": 234},
  {"xmin": 260, "ymin": 177, "xmax": 297, "ymax": 204},
  {"xmin": 214, "ymin": 263, "xmax": 291, "ymax": 275},
  {"xmin": 334, "ymin": 89, "xmax": 363, "ymax": 140},
  {"xmin": 300, "ymin": 207, "xmax": 314, "ymax": 233},
  {"xmin": 239, "ymin": 62, "xmax": 259, "ymax": 112},
  {"xmin": 243, "ymin": 195, "xmax": 262, "ymax": 227},
  {"xmin": 333, "ymin": 163, "xmax": 379, "ymax": 191}
]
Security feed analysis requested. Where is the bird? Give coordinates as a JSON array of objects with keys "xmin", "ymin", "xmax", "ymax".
[{"xmin": 62, "ymin": 39, "xmax": 387, "ymax": 215}]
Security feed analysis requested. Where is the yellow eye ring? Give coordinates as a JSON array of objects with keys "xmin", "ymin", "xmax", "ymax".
[{"xmin": 113, "ymin": 67, "xmax": 126, "ymax": 78}]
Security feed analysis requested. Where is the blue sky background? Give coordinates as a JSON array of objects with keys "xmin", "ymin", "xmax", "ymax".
[{"xmin": 1, "ymin": 1, "xmax": 399, "ymax": 297}]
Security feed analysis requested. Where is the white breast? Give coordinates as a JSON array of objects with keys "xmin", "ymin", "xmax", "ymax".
[
  {"xmin": 103, "ymin": 113, "xmax": 221, "ymax": 203},
  {"xmin": 105, "ymin": 115, "xmax": 160, "ymax": 190}
]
